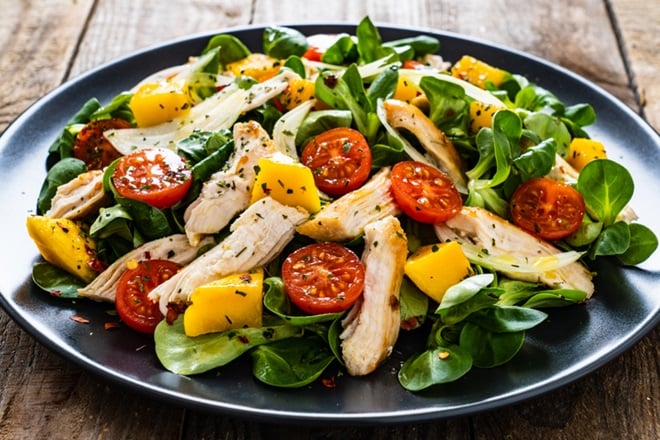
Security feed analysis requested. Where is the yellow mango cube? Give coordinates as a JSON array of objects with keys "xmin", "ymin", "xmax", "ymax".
[
  {"xmin": 451, "ymin": 55, "xmax": 507, "ymax": 89},
  {"xmin": 129, "ymin": 80, "xmax": 191, "ymax": 127},
  {"xmin": 393, "ymin": 76, "xmax": 423, "ymax": 104},
  {"xmin": 469, "ymin": 100, "xmax": 504, "ymax": 133},
  {"xmin": 279, "ymin": 78, "xmax": 316, "ymax": 110},
  {"xmin": 184, "ymin": 268, "xmax": 264, "ymax": 337},
  {"xmin": 567, "ymin": 138, "xmax": 607, "ymax": 171},
  {"xmin": 226, "ymin": 53, "xmax": 281, "ymax": 82},
  {"xmin": 250, "ymin": 154, "xmax": 321, "ymax": 213},
  {"xmin": 404, "ymin": 241, "xmax": 472, "ymax": 303},
  {"xmin": 26, "ymin": 216, "xmax": 98, "ymax": 283}
]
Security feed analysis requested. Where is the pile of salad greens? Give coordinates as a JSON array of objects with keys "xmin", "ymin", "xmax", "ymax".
[{"xmin": 34, "ymin": 17, "xmax": 657, "ymax": 392}]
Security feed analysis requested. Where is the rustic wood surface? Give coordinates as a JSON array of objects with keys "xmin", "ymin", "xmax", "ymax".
[{"xmin": 0, "ymin": 1, "xmax": 657, "ymax": 438}]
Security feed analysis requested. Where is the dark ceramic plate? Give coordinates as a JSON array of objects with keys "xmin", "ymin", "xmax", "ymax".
[{"xmin": 1, "ymin": 24, "xmax": 658, "ymax": 424}]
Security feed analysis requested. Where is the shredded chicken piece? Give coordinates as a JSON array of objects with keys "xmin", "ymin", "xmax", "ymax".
[
  {"xmin": 382, "ymin": 99, "xmax": 467, "ymax": 192},
  {"xmin": 183, "ymin": 121, "xmax": 277, "ymax": 245},
  {"xmin": 549, "ymin": 154, "xmax": 638, "ymax": 223},
  {"xmin": 149, "ymin": 197, "xmax": 309, "ymax": 314},
  {"xmin": 77, "ymin": 234, "xmax": 214, "ymax": 302},
  {"xmin": 46, "ymin": 170, "xmax": 107, "ymax": 220},
  {"xmin": 296, "ymin": 167, "xmax": 401, "ymax": 241},
  {"xmin": 340, "ymin": 216, "xmax": 408, "ymax": 376},
  {"xmin": 434, "ymin": 206, "xmax": 595, "ymax": 297}
]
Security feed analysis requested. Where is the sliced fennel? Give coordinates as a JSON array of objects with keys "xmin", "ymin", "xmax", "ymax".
[{"xmin": 272, "ymin": 99, "xmax": 315, "ymax": 160}]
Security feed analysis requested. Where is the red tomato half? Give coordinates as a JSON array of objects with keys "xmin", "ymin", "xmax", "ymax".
[
  {"xmin": 282, "ymin": 242, "xmax": 365, "ymax": 315},
  {"xmin": 73, "ymin": 118, "xmax": 132, "ymax": 170},
  {"xmin": 302, "ymin": 46, "xmax": 324, "ymax": 62},
  {"xmin": 115, "ymin": 259, "xmax": 180, "ymax": 333},
  {"xmin": 112, "ymin": 147, "xmax": 192, "ymax": 209},
  {"xmin": 390, "ymin": 161, "xmax": 463, "ymax": 224},
  {"xmin": 510, "ymin": 177, "xmax": 585, "ymax": 240},
  {"xmin": 300, "ymin": 127, "xmax": 372, "ymax": 197}
]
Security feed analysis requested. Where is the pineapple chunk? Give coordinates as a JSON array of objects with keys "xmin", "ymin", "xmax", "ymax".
[
  {"xmin": 469, "ymin": 100, "xmax": 504, "ymax": 133},
  {"xmin": 129, "ymin": 80, "xmax": 191, "ymax": 127},
  {"xmin": 250, "ymin": 153, "xmax": 321, "ymax": 213},
  {"xmin": 451, "ymin": 55, "xmax": 507, "ymax": 89},
  {"xmin": 226, "ymin": 53, "xmax": 281, "ymax": 82},
  {"xmin": 404, "ymin": 241, "xmax": 472, "ymax": 303},
  {"xmin": 567, "ymin": 138, "xmax": 607, "ymax": 171},
  {"xmin": 26, "ymin": 216, "xmax": 98, "ymax": 283},
  {"xmin": 393, "ymin": 76, "xmax": 423, "ymax": 104},
  {"xmin": 279, "ymin": 78, "xmax": 316, "ymax": 110},
  {"xmin": 183, "ymin": 268, "xmax": 264, "ymax": 337}
]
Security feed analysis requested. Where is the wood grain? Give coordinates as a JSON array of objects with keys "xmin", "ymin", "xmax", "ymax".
[{"xmin": 0, "ymin": 0, "xmax": 657, "ymax": 439}]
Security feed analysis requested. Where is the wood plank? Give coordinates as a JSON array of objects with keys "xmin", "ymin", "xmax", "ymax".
[{"xmin": 610, "ymin": 0, "xmax": 659, "ymax": 129}]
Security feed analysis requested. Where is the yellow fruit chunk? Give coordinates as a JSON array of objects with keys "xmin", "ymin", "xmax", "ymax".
[
  {"xmin": 279, "ymin": 78, "xmax": 316, "ymax": 110},
  {"xmin": 567, "ymin": 138, "xmax": 607, "ymax": 171},
  {"xmin": 250, "ymin": 154, "xmax": 321, "ymax": 213},
  {"xmin": 404, "ymin": 241, "xmax": 472, "ymax": 303},
  {"xmin": 129, "ymin": 80, "xmax": 192, "ymax": 127},
  {"xmin": 226, "ymin": 53, "xmax": 281, "ymax": 82},
  {"xmin": 393, "ymin": 76, "xmax": 423, "ymax": 104},
  {"xmin": 184, "ymin": 268, "xmax": 264, "ymax": 337},
  {"xmin": 451, "ymin": 55, "xmax": 507, "ymax": 89},
  {"xmin": 469, "ymin": 100, "xmax": 504, "ymax": 133},
  {"xmin": 26, "ymin": 216, "xmax": 98, "ymax": 283}
]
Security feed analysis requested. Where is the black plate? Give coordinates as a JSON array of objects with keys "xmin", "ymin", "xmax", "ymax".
[{"xmin": 1, "ymin": 24, "xmax": 658, "ymax": 424}]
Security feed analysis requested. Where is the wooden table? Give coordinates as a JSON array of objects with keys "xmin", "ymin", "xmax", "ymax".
[{"xmin": 1, "ymin": 1, "xmax": 657, "ymax": 438}]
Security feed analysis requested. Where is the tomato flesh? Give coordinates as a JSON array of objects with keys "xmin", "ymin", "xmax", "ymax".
[
  {"xmin": 301, "ymin": 127, "xmax": 372, "ymax": 197},
  {"xmin": 115, "ymin": 259, "xmax": 180, "ymax": 334},
  {"xmin": 112, "ymin": 147, "xmax": 192, "ymax": 209},
  {"xmin": 282, "ymin": 242, "xmax": 365, "ymax": 315},
  {"xmin": 510, "ymin": 177, "xmax": 585, "ymax": 240},
  {"xmin": 302, "ymin": 46, "xmax": 324, "ymax": 62},
  {"xmin": 390, "ymin": 161, "xmax": 463, "ymax": 224},
  {"xmin": 73, "ymin": 118, "xmax": 131, "ymax": 170}
]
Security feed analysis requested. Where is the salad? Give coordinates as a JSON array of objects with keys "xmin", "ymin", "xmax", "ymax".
[{"xmin": 25, "ymin": 17, "xmax": 657, "ymax": 391}]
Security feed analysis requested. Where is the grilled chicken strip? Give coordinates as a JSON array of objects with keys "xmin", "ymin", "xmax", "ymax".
[
  {"xmin": 296, "ymin": 167, "xmax": 401, "ymax": 242},
  {"xmin": 184, "ymin": 121, "xmax": 277, "ymax": 245},
  {"xmin": 340, "ymin": 216, "xmax": 408, "ymax": 376},
  {"xmin": 434, "ymin": 206, "xmax": 595, "ymax": 297},
  {"xmin": 149, "ymin": 197, "xmax": 309, "ymax": 314},
  {"xmin": 382, "ymin": 99, "xmax": 467, "ymax": 192},
  {"xmin": 78, "ymin": 234, "xmax": 214, "ymax": 302},
  {"xmin": 46, "ymin": 170, "xmax": 107, "ymax": 220}
]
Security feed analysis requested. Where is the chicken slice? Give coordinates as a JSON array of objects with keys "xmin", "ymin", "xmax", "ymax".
[
  {"xmin": 46, "ymin": 170, "xmax": 107, "ymax": 220},
  {"xmin": 150, "ymin": 197, "xmax": 309, "ymax": 314},
  {"xmin": 340, "ymin": 215, "xmax": 408, "ymax": 376},
  {"xmin": 382, "ymin": 99, "xmax": 467, "ymax": 192},
  {"xmin": 434, "ymin": 206, "xmax": 595, "ymax": 297},
  {"xmin": 77, "ymin": 234, "xmax": 215, "ymax": 302},
  {"xmin": 296, "ymin": 167, "xmax": 401, "ymax": 242},
  {"xmin": 183, "ymin": 121, "xmax": 277, "ymax": 245}
]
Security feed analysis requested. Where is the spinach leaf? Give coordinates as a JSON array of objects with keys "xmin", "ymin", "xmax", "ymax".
[
  {"xmin": 437, "ymin": 274, "xmax": 494, "ymax": 310},
  {"xmin": 512, "ymin": 137, "xmax": 557, "ymax": 181},
  {"xmin": 295, "ymin": 109, "xmax": 353, "ymax": 148},
  {"xmin": 399, "ymin": 278, "xmax": 429, "ymax": 330},
  {"xmin": 398, "ymin": 345, "xmax": 472, "ymax": 391},
  {"xmin": 588, "ymin": 221, "xmax": 631, "ymax": 259},
  {"xmin": 283, "ymin": 55, "xmax": 306, "ymax": 78},
  {"xmin": 37, "ymin": 157, "xmax": 87, "ymax": 214},
  {"xmin": 356, "ymin": 16, "xmax": 384, "ymax": 63},
  {"xmin": 32, "ymin": 262, "xmax": 84, "ymax": 298},
  {"xmin": 466, "ymin": 306, "xmax": 547, "ymax": 333},
  {"xmin": 577, "ymin": 159, "xmax": 634, "ymax": 226},
  {"xmin": 523, "ymin": 112, "xmax": 571, "ymax": 156},
  {"xmin": 383, "ymin": 35, "xmax": 440, "ymax": 58},
  {"xmin": 618, "ymin": 223, "xmax": 658, "ymax": 266},
  {"xmin": 459, "ymin": 323, "xmax": 525, "ymax": 368},
  {"xmin": 419, "ymin": 76, "xmax": 470, "ymax": 137},
  {"xmin": 154, "ymin": 316, "xmax": 303, "ymax": 375},
  {"xmin": 202, "ymin": 34, "xmax": 251, "ymax": 65},
  {"xmin": 322, "ymin": 34, "xmax": 358, "ymax": 65},
  {"xmin": 522, "ymin": 289, "xmax": 588, "ymax": 308},
  {"xmin": 263, "ymin": 277, "xmax": 344, "ymax": 325},
  {"xmin": 90, "ymin": 92, "xmax": 135, "ymax": 123},
  {"xmin": 263, "ymin": 26, "xmax": 308, "ymax": 58},
  {"xmin": 436, "ymin": 290, "xmax": 499, "ymax": 326},
  {"xmin": 251, "ymin": 335, "xmax": 335, "ymax": 388}
]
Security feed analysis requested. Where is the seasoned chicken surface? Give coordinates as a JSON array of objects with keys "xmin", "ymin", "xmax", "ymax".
[
  {"xmin": 46, "ymin": 170, "xmax": 107, "ymax": 220},
  {"xmin": 434, "ymin": 206, "xmax": 595, "ymax": 297},
  {"xmin": 382, "ymin": 99, "xmax": 467, "ymax": 192},
  {"xmin": 340, "ymin": 215, "xmax": 408, "ymax": 376},
  {"xmin": 296, "ymin": 167, "xmax": 401, "ymax": 242},
  {"xmin": 183, "ymin": 121, "xmax": 277, "ymax": 245},
  {"xmin": 149, "ymin": 197, "xmax": 309, "ymax": 314},
  {"xmin": 78, "ymin": 234, "xmax": 214, "ymax": 302}
]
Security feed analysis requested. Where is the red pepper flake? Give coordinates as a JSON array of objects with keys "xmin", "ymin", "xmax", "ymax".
[
  {"xmin": 104, "ymin": 321, "xmax": 121, "ymax": 330},
  {"xmin": 71, "ymin": 315, "xmax": 90, "ymax": 324},
  {"xmin": 321, "ymin": 377, "xmax": 337, "ymax": 389}
]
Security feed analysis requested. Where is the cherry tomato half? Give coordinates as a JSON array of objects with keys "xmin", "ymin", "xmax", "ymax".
[
  {"xmin": 390, "ymin": 161, "xmax": 463, "ymax": 224},
  {"xmin": 282, "ymin": 242, "xmax": 365, "ymax": 315},
  {"xmin": 73, "ymin": 118, "xmax": 132, "ymax": 170},
  {"xmin": 300, "ymin": 127, "xmax": 372, "ymax": 197},
  {"xmin": 302, "ymin": 46, "xmax": 324, "ymax": 62},
  {"xmin": 112, "ymin": 147, "xmax": 192, "ymax": 209},
  {"xmin": 510, "ymin": 177, "xmax": 586, "ymax": 241},
  {"xmin": 115, "ymin": 259, "xmax": 180, "ymax": 333}
]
